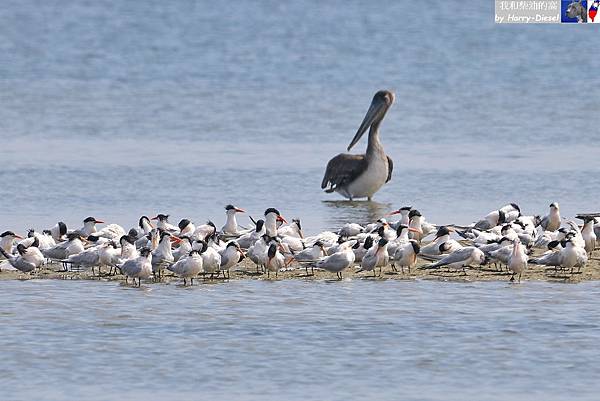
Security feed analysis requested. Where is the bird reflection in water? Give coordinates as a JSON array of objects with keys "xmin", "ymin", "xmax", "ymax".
[{"xmin": 321, "ymin": 200, "xmax": 392, "ymax": 231}]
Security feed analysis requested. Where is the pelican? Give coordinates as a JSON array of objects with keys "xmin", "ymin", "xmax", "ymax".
[{"xmin": 321, "ymin": 90, "xmax": 394, "ymax": 201}]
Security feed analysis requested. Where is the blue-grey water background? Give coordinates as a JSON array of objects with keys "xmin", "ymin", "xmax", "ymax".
[{"xmin": 2, "ymin": 1, "xmax": 600, "ymax": 400}]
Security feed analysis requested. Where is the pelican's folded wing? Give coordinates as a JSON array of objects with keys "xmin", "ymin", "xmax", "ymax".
[
  {"xmin": 386, "ymin": 156, "xmax": 393, "ymax": 183},
  {"xmin": 321, "ymin": 154, "xmax": 367, "ymax": 190}
]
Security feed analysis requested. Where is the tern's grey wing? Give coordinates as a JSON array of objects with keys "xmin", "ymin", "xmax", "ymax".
[
  {"xmin": 67, "ymin": 250, "xmax": 99, "ymax": 266},
  {"xmin": 317, "ymin": 253, "xmax": 349, "ymax": 272},
  {"xmin": 386, "ymin": 156, "xmax": 393, "ymax": 183},
  {"xmin": 540, "ymin": 215, "xmax": 549, "ymax": 230},
  {"xmin": 11, "ymin": 257, "xmax": 36, "ymax": 273},
  {"xmin": 529, "ymin": 252, "xmax": 560, "ymax": 266},
  {"xmin": 43, "ymin": 246, "xmax": 67, "ymax": 260},
  {"xmin": 394, "ymin": 247, "xmax": 405, "ymax": 261},
  {"xmin": 219, "ymin": 252, "xmax": 231, "ymax": 268},
  {"xmin": 294, "ymin": 249, "xmax": 315, "ymax": 262},
  {"xmin": 321, "ymin": 154, "xmax": 368, "ymax": 190},
  {"xmin": 473, "ymin": 220, "xmax": 491, "ymax": 231},
  {"xmin": 121, "ymin": 259, "xmax": 142, "ymax": 276},
  {"xmin": 435, "ymin": 248, "xmax": 474, "ymax": 267}
]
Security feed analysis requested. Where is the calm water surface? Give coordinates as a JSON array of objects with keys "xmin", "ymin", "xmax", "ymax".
[{"xmin": 2, "ymin": 279, "xmax": 600, "ymax": 401}]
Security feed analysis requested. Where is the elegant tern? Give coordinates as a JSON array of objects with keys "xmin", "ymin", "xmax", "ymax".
[
  {"xmin": 167, "ymin": 249, "xmax": 203, "ymax": 285},
  {"xmin": 120, "ymin": 248, "xmax": 153, "ymax": 286}
]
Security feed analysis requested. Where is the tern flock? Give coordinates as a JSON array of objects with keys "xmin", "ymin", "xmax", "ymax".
[{"xmin": 0, "ymin": 202, "xmax": 598, "ymax": 285}]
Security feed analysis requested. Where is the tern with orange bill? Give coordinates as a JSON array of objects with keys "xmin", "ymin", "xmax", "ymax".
[
  {"xmin": 1, "ymin": 231, "xmax": 23, "ymax": 255},
  {"xmin": 221, "ymin": 204, "xmax": 246, "ymax": 235},
  {"xmin": 264, "ymin": 208, "xmax": 288, "ymax": 237},
  {"xmin": 151, "ymin": 214, "xmax": 179, "ymax": 233},
  {"xmin": 74, "ymin": 217, "xmax": 105, "ymax": 237},
  {"xmin": 151, "ymin": 231, "xmax": 181, "ymax": 279}
]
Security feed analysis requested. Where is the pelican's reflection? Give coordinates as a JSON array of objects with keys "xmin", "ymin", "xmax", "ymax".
[{"xmin": 321, "ymin": 200, "xmax": 392, "ymax": 231}]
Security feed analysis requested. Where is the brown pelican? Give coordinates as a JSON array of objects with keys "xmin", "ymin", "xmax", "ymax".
[{"xmin": 321, "ymin": 90, "xmax": 394, "ymax": 201}]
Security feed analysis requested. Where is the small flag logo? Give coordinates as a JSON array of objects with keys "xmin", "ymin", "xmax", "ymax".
[{"xmin": 589, "ymin": 0, "xmax": 599, "ymax": 22}]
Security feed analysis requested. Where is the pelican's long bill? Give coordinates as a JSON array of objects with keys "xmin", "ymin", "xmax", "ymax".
[{"xmin": 347, "ymin": 95, "xmax": 387, "ymax": 151}]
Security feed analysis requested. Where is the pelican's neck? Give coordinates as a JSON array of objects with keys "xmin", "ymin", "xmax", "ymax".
[{"xmin": 366, "ymin": 122, "xmax": 384, "ymax": 157}]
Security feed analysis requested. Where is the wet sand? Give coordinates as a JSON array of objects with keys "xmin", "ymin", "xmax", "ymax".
[{"xmin": 2, "ymin": 250, "xmax": 599, "ymax": 284}]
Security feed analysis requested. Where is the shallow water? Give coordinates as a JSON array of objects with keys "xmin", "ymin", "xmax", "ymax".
[
  {"xmin": 1, "ymin": 1, "xmax": 600, "ymax": 233},
  {"xmin": 1, "ymin": 279, "xmax": 600, "ymax": 401}
]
